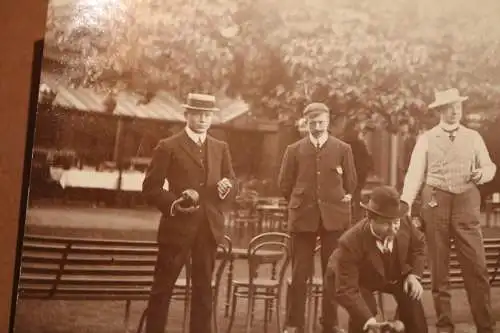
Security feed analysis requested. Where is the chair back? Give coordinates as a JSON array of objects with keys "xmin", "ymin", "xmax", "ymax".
[
  {"xmin": 214, "ymin": 235, "xmax": 232, "ymax": 295},
  {"xmin": 246, "ymin": 232, "xmax": 290, "ymax": 288}
]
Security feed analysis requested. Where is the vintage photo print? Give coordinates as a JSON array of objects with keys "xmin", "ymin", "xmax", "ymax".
[{"xmin": 11, "ymin": 0, "xmax": 500, "ymax": 332}]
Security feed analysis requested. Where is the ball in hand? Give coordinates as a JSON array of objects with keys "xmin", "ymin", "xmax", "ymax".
[
  {"xmin": 180, "ymin": 189, "xmax": 200, "ymax": 207},
  {"xmin": 392, "ymin": 320, "xmax": 405, "ymax": 332}
]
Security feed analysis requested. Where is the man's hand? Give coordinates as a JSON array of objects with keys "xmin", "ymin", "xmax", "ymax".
[
  {"xmin": 172, "ymin": 189, "xmax": 200, "ymax": 214},
  {"xmin": 364, "ymin": 317, "xmax": 380, "ymax": 332},
  {"xmin": 403, "ymin": 274, "xmax": 423, "ymax": 300},
  {"xmin": 471, "ymin": 169, "xmax": 483, "ymax": 183},
  {"xmin": 341, "ymin": 194, "xmax": 352, "ymax": 203},
  {"xmin": 217, "ymin": 178, "xmax": 232, "ymax": 198}
]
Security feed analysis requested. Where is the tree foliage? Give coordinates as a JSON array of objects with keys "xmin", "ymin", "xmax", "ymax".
[{"xmin": 44, "ymin": 0, "xmax": 500, "ymax": 131}]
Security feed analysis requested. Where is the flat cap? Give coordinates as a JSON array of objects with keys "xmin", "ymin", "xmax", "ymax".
[{"xmin": 303, "ymin": 102, "xmax": 330, "ymax": 116}]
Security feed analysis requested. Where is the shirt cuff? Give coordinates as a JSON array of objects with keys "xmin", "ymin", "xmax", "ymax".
[
  {"xmin": 363, "ymin": 317, "xmax": 377, "ymax": 331},
  {"xmin": 219, "ymin": 188, "xmax": 230, "ymax": 200}
]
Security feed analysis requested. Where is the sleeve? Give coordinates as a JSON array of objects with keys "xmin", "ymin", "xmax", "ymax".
[
  {"xmin": 400, "ymin": 134, "xmax": 428, "ymax": 209},
  {"xmin": 335, "ymin": 241, "xmax": 375, "ymax": 325},
  {"xmin": 473, "ymin": 132, "xmax": 497, "ymax": 184},
  {"xmin": 142, "ymin": 141, "xmax": 178, "ymax": 216},
  {"xmin": 278, "ymin": 146, "xmax": 296, "ymax": 201},
  {"xmin": 342, "ymin": 144, "xmax": 358, "ymax": 194},
  {"xmin": 407, "ymin": 217, "xmax": 427, "ymax": 278}
]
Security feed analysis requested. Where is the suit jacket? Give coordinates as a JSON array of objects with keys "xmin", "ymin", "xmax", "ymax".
[
  {"xmin": 142, "ymin": 130, "xmax": 237, "ymax": 246},
  {"xmin": 278, "ymin": 136, "xmax": 357, "ymax": 231},
  {"xmin": 327, "ymin": 217, "xmax": 426, "ymax": 324}
]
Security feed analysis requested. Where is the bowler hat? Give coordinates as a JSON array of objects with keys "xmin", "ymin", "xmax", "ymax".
[
  {"xmin": 182, "ymin": 93, "xmax": 220, "ymax": 112},
  {"xmin": 428, "ymin": 88, "xmax": 468, "ymax": 109},
  {"xmin": 360, "ymin": 185, "xmax": 409, "ymax": 219},
  {"xmin": 303, "ymin": 102, "xmax": 330, "ymax": 117}
]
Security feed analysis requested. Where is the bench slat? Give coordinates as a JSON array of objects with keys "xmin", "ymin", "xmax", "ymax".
[
  {"xmin": 22, "ymin": 255, "xmax": 157, "ymax": 266},
  {"xmin": 21, "ymin": 265, "xmax": 155, "ymax": 276}
]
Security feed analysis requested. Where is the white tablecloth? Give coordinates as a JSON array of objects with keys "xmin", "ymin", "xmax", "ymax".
[
  {"xmin": 50, "ymin": 168, "xmax": 168, "ymax": 191},
  {"xmin": 59, "ymin": 169, "xmax": 118, "ymax": 190}
]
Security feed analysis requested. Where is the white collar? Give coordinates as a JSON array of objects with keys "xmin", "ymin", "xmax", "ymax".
[
  {"xmin": 439, "ymin": 120, "xmax": 461, "ymax": 132},
  {"xmin": 185, "ymin": 126, "xmax": 207, "ymax": 144},
  {"xmin": 309, "ymin": 132, "xmax": 328, "ymax": 148},
  {"xmin": 370, "ymin": 223, "xmax": 394, "ymax": 253}
]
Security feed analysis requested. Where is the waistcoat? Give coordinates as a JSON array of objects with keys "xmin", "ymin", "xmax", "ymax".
[
  {"xmin": 425, "ymin": 126, "xmax": 476, "ymax": 194},
  {"xmin": 381, "ymin": 240, "xmax": 401, "ymax": 283}
]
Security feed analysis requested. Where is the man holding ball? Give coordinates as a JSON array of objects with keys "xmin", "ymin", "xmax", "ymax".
[{"xmin": 142, "ymin": 93, "xmax": 237, "ymax": 333}]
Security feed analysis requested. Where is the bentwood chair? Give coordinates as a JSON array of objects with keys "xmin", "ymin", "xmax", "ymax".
[{"xmin": 226, "ymin": 232, "xmax": 290, "ymax": 333}]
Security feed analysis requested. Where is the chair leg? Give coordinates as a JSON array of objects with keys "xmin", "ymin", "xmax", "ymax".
[
  {"xmin": 226, "ymin": 288, "xmax": 238, "ymax": 333},
  {"xmin": 182, "ymin": 294, "xmax": 190, "ymax": 333},
  {"xmin": 212, "ymin": 292, "xmax": 218, "ymax": 333},
  {"xmin": 135, "ymin": 307, "xmax": 147, "ymax": 333},
  {"xmin": 264, "ymin": 300, "xmax": 269, "ymax": 333},
  {"xmin": 124, "ymin": 300, "xmax": 131, "ymax": 333},
  {"xmin": 276, "ymin": 291, "xmax": 283, "ymax": 333},
  {"xmin": 378, "ymin": 292, "xmax": 386, "ymax": 321},
  {"xmin": 245, "ymin": 288, "xmax": 255, "ymax": 333},
  {"xmin": 313, "ymin": 291, "xmax": 320, "ymax": 333}
]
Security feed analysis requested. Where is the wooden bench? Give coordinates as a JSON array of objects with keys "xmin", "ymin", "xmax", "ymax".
[
  {"xmin": 485, "ymin": 193, "xmax": 500, "ymax": 227},
  {"xmin": 18, "ymin": 234, "xmax": 231, "ymax": 333}
]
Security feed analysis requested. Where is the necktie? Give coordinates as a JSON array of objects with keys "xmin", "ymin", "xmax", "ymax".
[
  {"xmin": 197, "ymin": 137, "xmax": 203, "ymax": 146},
  {"xmin": 443, "ymin": 128, "xmax": 458, "ymax": 142}
]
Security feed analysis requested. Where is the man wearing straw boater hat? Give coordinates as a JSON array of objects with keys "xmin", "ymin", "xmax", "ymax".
[
  {"xmin": 142, "ymin": 93, "xmax": 237, "ymax": 333},
  {"xmin": 279, "ymin": 102, "xmax": 357, "ymax": 333},
  {"xmin": 324, "ymin": 185, "xmax": 428, "ymax": 333},
  {"xmin": 401, "ymin": 88, "xmax": 497, "ymax": 333}
]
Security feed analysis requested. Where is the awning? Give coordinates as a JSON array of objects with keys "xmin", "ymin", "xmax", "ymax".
[{"xmin": 39, "ymin": 72, "xmax": 250, "ymax": 124}]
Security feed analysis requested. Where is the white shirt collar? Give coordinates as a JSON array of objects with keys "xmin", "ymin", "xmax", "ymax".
[
  {"xmin": 370, "ymin": 223, "xmax": 394, "ymax": 253},
  {"xmin": 185, "ymin": 126, "xmax": 207, "ymax": 144},
  {"xmin": 309, "ymin": 132, "xmax": 328, "ymax": 148},
  {"xmin": 439, "ymin": 120, "xmax": 461, "ymax": 132}
]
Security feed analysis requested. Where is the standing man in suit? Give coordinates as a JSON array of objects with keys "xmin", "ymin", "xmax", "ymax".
[
  {"xmin": 279, "ymin": 102, "xmax": 357, "ymax": 333},
  {"xmin": 324, "ymin": 185, "xmax": 428, "ymax": 333},
  {"xmin": 142, "ymin": 93, "xmax": 237, "ymax": 333},
  {"xmin": 401, "ymin": 88, "xmax": 497, "ymax": 333}
]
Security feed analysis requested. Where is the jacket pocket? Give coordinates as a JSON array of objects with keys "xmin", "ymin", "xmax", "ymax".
[{"xmin": 289, "ymin": 188, "xmax": 305, "ymax": 208}]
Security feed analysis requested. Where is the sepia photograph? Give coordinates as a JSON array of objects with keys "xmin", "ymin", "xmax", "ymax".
[{"xmin": 10, "ymin": 0, "xmax": 500, "ymax": 332}]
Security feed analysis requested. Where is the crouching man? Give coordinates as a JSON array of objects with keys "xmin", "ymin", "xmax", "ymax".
[{"xmin": 324, "ymin": 186, "xmax": 428, "ymax": 333}]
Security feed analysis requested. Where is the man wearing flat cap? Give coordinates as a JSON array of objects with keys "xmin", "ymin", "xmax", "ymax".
[
  {"xmin": 324, "ymin": 185, "xmax": 428, "ymax": 333},
  {"xmin": 142, "ymin": 93, "xmax": 237, "ymax": 333},
  {"xmin": 401, "ymin": 88, "xmax": 497, "ymax": 333},
  {"xmin": 279, "ymin": 102, "xmax": 357, "ymax": 333}
]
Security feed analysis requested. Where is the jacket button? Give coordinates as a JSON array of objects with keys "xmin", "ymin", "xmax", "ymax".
[{"xmin": 200, "ymin": 182, "xmax": 205, "ymax": 187}]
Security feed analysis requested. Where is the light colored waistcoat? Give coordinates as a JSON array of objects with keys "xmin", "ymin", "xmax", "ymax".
[{"xmin": 425, "ymin": 126, "xmax": 477, "ymax": 193}]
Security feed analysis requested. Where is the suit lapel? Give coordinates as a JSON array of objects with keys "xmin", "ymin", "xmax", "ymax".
[
  {"xmin": 396, "ymin": 224, "xmax": 410, "ymax": 271},
  {"xmin": 205, "ymin": 136, "xmax": 218, "ymax": 176},
  {"xmin": 178, "ymin": 131, "xmax": 204, "ymax": 168},
  {"xmin": 298, "ymin": 137, "xmax": 318, "ymax": 157}
]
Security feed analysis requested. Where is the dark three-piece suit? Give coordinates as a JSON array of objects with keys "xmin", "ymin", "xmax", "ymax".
[
  {"xmin": 325, "ymin": 217, "xmax": 428, "ymax": 333},
  {"xmin": 142, "ymin": 130, "xmax": 236, "ymax": 333}
]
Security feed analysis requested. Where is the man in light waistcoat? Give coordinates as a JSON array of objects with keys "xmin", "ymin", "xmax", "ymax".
[{"xmin": 401, "ymin": 88, "xmax": 497, "ymax": 333}]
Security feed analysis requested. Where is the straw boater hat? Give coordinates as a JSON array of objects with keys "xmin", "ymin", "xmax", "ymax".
[
  {"xmin": 428, "ymin": 88, "xmax": 468, "ymax": 109},
  {"xmin": 360, "ymin": 186, "xmax": 409, "ymax": 219},
  {"xmin": 182, "ymin": 93, "xmax": 220, "ymax": 112}
]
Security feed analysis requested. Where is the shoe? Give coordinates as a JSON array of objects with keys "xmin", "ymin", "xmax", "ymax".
[{"xmin": 283, "ymin": 327, "xmax": 299, "ymax": 333}]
